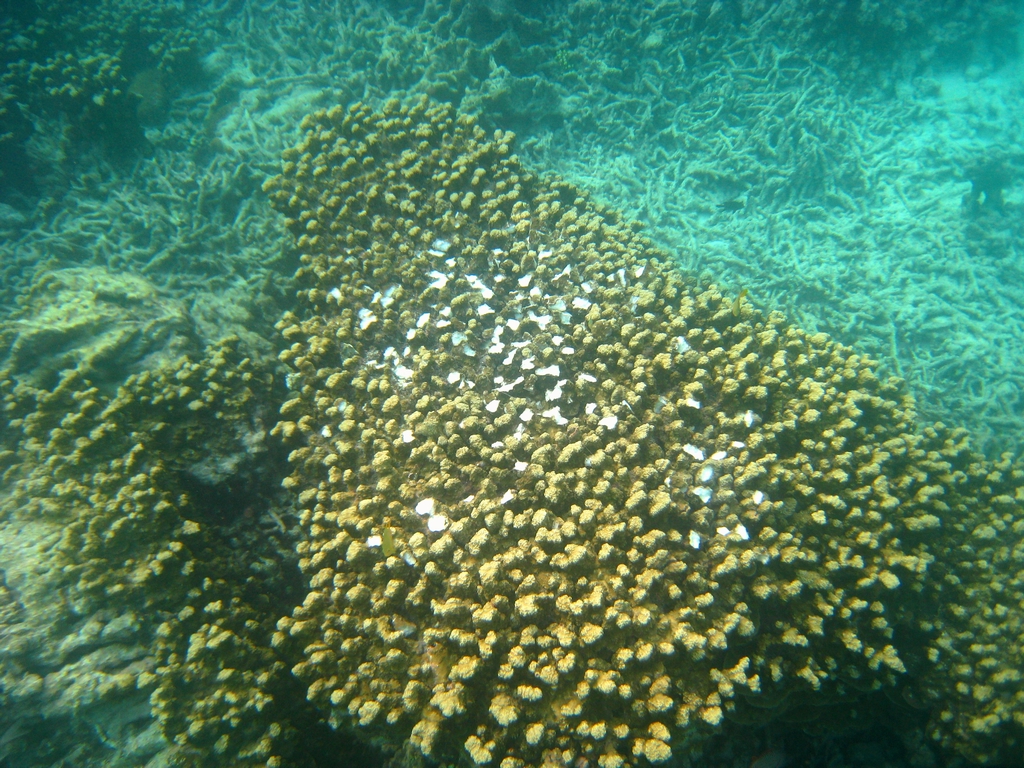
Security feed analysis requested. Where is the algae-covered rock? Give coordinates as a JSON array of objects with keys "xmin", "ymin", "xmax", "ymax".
[{"xmin": 1, "ymin": 266, "xmax": 195, "ymax": 391}]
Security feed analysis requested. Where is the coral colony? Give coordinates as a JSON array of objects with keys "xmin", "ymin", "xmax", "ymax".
[{"xmin": 261, "ymin": 99, "xmax": 1024, "ymax": 768}]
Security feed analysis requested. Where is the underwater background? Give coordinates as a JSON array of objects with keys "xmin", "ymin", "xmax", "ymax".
[{"xmin": 1, "ymin": 1, "xmax": 1023, "ymax": 767}]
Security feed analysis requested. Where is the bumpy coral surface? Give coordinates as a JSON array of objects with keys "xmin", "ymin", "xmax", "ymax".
[
  {"xmin": 0, "ymin": 335, "xmax": 294, "ymax": 767},
  {"xmin": 264, "ymin": 98, "xmax": 1024, "ymax": 767}
]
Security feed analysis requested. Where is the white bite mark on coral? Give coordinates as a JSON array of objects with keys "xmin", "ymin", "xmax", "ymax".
[
  {"xmin": 514, "ymin": 461, "xmax": 529, "ymax": 472},
  {"xmin": 478, "ymin": 303, "xmax": 495, "ymax": 316},
  {"xmin": 367, "ymin": 535, "xmax": 382, "ymax": 548},
  {"xmin": 466, "ymin": 275, "xmax": 494, "ymax": 299},
  {"xmin": 506, "ymin": 318, "xmax": 521, "ymax": 331},
  {"xmin": 735, "ymin": 524, "xmax": 749, "ymax": 540},
  {"xmin": 401, "ymin": 430, "xmax": 414, "ymax": 443},
  {"xmin": 743, "ymin": 410, "xmax": 757, "ymax": 428},
  {"xmin": 571, "ymin": 297, "xmax": 592, "ymax": 311},
  {"xmin": 553, "ymin": 265, "xmax": 571, "ymax": 281},
  {"xmin": 585, "ymin": 402, "xmax": 598, "ymax": 415},
  {"xmin": 538, "ymin": 249, "xmax": 553, "ymax": 260},
  {"xmin": 716, "ymin": 526, "xmax": 730, "ymax": 537},
  {"xmin": 415, "ymin": 498, "xmax": 436, "ymax": 517},
  {"xmin": 463, "ymin": 495, "xmax": 476, "ymax": 504},
  {"xmin": 402, "ymin": 552, "xmax": 417, "ymax": 566},
  {"xmin": 447, "ymin": 371, "xmax": 461, "ymax": 384},
  {"xmin": 542, "ymin": 407, "xmax": 568, "ymax": 425},
  {"xmin": 616, "ymin": 268, "xmax": 627, "ymax": 286},
  {"xmin": 683, "ymin": 444, "xmax": 704, "ymax": 461},
  {"xmin": 452, "ymin": 331, "xmax": 467, "ymax": 345},
  {"xmin": 675, "ymin": 336, "xmax": 691, "ymax": 353},
  {"xmin": 432, "ymin": 238, "xmax": 451, "ymax": 253},
  {"xmin": 406, "ymin": 328, "xmax": 417, "ymax": 340},
  {"xmin": 520, "ymin": 408, "xmax": 534, "ymax": 422},
  {"xmin": 502, "ymin": 349, "xmax": 517, "ymax": 366},
  {"xmin": 529, "ymin": 287, "xmax": 542, "ymax": 298},
  {"xmin": 699, "ymin": 466, "xmax": 715, "ymax": 483},
  {"xmin": 394, "ymin": 365, "xmax": 414, "ymax": 380},
  {"xmin": 428, "ymin": 271, "xmax": 449, "ymax": 289},
  {"xmin": 501, "ymin": 490, "xmax": 515, "ymax": 504},
  {"xmin": 578, "ymin": 373, "xmax": 597, "ymax": 384},
  {"xmin": 462, "ymin": 345, "xmax": 475, "ymax": 357},
  {"xmin": 561, "ymin": 347, "xmax": 575, "ymax": 355},
  {"xmin": 528, "ymin": 312, "xmax": 552, "ymax": 329},
  {"xmin": 358, "ymin": 309, "xmax": 378, "ymax": 330},
  {"xmin": 321, "ymin": 425, "xmax": 332, "ymax": 438},
  {"xmin": 598, "ymin": 415, "xmax": 618, "ymax": 430},
  {"xmin": 329, "ymin": 287, "xmax": 342, "ymax": 302},
  {"xmin": 581, "ymin": 281, "xmax": 594, "ymax": 293},
  {"xmin": 440, "ymin": 306, "xmax": 452, "ymax": 317},
  {"xmin": 711, "ymin": 450, "xmax": 728, "ymax": 461},
  {"xmin": 436, "ymin": 319, "xmax": 452, "ymax": 329},
  {"xmin": 688, "ymin": 531, "xmax": 701, "ymax": 550},
  {"xmin": 634, "ymin": 265, "xmax": 645, "ymax": 278},
  {"xmin": 520, "ymin": 357, "xmax": 536, "ymax": 371},
  {"xmin": 684, "ymin": 398, "xmax": 701, "ymax": 410},
  {"xmin": 427, "ymin": 514, "xmax": 448, "ymax": 532},
  {"xmin": 493, "ymin": 248, "xmax": 504, "ymax": 256},
  {"xmin": 379, "ymin": 285, "xmax": 398, "ymax": 308},
  {"xmin": 485, "ymin": 400, "xmax": 500, "ymax": 413},
  {"xmin": 497, "ymin": 376, "xmax": 524, "ymax": 393},
  {"xmin": 731, "ymin": 441, "xmax": 746, "ymax": 449},
  {"xmin": 752, "ymin": 490, "xmax": 765, "ymax": 505},
  {"xmin": 416, "ymin": 313, "xmax": 431, "ymax": 328},
  {"xmin": 445, "ymin": 257, "xmax": 456, "ymax": 268},
  {"xmin": 693, "ymin": 487, "xmax": 712, "ymax": 504},
  {"xmin": 537, "ymin": 364, "xmax": 560, "ymax": 377},
  {"xmin": 545, "ymin": 382, "xmax": 564, "ymax": 401},
  {"xmin": 518, "ymin": 274, "xmax": 532, "ymax": 288}
]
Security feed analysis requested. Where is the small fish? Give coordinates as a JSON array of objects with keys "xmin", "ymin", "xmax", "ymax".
[
  {"xmin": 731, "ymin": 287, "xmax": 748, "ymax": 317},
  {"xmin": 381, "ymin": 526, "xmax": 397, "ymax": 557},
  {"xmin": 391, "ymin": 615, "xmax": 417, "ymax": 636},
  {"xmin": 717, "ymin": 198, "xmax": 745, "ymax": 212},
  {"xmin": 750, "ymin": 748, "xmax": 787, "ymax": 768}
]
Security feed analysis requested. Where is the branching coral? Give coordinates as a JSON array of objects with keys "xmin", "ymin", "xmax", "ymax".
[{"xmin": 262, "ymin": 97, "xmax": 1024, "ymax": 767}]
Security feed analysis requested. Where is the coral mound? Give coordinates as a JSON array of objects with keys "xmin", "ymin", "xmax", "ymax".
[{"xmin": 264, "ymin": 98, "xmax": 1024, "ymax": 767}]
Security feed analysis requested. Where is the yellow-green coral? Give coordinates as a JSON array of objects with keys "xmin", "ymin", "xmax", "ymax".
[
  {"xmin": 263, "ymin": 98, "xmax": 1024, "ymax": 767},
  {"xmin": 0, "ymin": 335, "xmax": 293, "ymax": 767}
]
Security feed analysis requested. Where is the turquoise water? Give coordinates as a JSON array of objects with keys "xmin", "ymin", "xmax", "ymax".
[{"xmin": 0, "ymin": 2, "xmax": 1022, "ymax": 767}]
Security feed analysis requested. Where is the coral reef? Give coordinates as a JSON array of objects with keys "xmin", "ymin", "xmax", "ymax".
[
  {"xmin": 0, "ymin": 0, "xmax": 207, "ymax": 196},
  {"xmin": 0, "ymin": 283, "xmax": 295, "ymax": 767},
  {"xmin": 1, "ymin": 0, "xmax": 1023, "ymax": 764},
  {"xmin": 263, "ymin": 98, "xmax": 1024, "ymax": 767}
]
